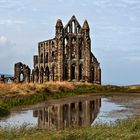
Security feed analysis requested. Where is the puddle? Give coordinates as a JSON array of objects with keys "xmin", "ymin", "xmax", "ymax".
[{"xmin": 0, "ymin": 95, "xmax": 140, "ymax": 129}]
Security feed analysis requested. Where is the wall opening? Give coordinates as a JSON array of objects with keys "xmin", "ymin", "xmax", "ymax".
[
  {"xmin": 45, "ymin": 52, "xmax": 48, "ymax": 63},
  {"xmin": 45, "ymin": 66, "xmax": 49, "ymax": 81},
  {"xmin": 79, "ymin": 64, "xmax": 82, "ymax": 80},
  {"xmin": 71, "ymin": 64, "xmax": 75, "ymax": 80},
  {"xmin": 72, "ymin": 21, "xmax": 75, "ymax": 33},
  {"xmin": 64, "ymin": 65, "xmax": 68, "ymax": 80},
  {"xmin": 20, "ymin": 72, "xmax": 24, "ymax": 82},
  {"xmin": 67, "ymin": 26, "xmax": 70, "ymax": 32},
  {"xmin": 40, "ymin": 67, "xmax": 44, "ymax": 83},
  {"xmin": 40, "ymin": 54, "xmax": 43, "ymax": 63}
]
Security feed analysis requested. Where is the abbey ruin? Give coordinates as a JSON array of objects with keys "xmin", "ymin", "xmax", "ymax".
[{"xmin": 14, "ymin": 16, "xmax": 101, "ymax": 84}]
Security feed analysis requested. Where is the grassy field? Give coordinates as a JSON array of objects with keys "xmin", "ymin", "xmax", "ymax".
[
  {"xmin": 0, "ymin": 117, "xmax": 140, "ymax": 140},
  {"xmin": 0, "ymin": 82, "xmax": 140, "ymax": 117}
]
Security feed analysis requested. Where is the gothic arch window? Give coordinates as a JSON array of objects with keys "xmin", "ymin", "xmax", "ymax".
[
  {"xmin": 64, "ymin": 64, "xmax": 68, "ymax": 80},
  {"xmin": 20, "ymin": 72, "xmax": 24, "ymax": 82},
  {"xmin": 45, "ymin": 52, "xmax": 48, "ymax": 63},
  {"xmin": 79, "ymin": 64, "xmax": 82, "ymax": 80},
  {"xmin": 45, "ymin": 66, "xmax": 49, "ymax": 81},
  {"xmin": 71, "ymin": 64, "xmax": 75, "ymax": 80},
  {"xmin": 52, "ymin": 41, "xmax": 55, "ymax": 47},
  {"xmin": 72, "ymin": 21, "xmax": 75, "ymax": 33},
  {"xmin": 64, "ymin": 38, "xmax": 68, "ymax": 57},
  {"xmin": 67, "ymin": 26, "xmax": 70, "ymax": 33},
  {"xmin": 40, "ymin": 67, "xmax": 44, "ymax": 83},
  {"xmin": 79, "ymin": 102, "xmax": 83, "ymax": 112},
  {"xmin": 64, "ymin": 38, "xmax": 68, "ymax": 47},
  {"xmin": 40, "ymin": 54, "xmax": 43, "ymax": 63},
  {"xmin": 52, "ymin": 51, "xmax": 54, "ymax": 57}
]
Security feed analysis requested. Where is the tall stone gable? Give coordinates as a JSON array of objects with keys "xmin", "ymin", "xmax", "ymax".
[{"xmin": 32, "ymin": 16, "xmax": 101, "ymax": 84}]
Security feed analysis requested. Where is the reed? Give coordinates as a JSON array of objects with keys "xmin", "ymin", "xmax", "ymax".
[{"xmin": 0, "ymin": 117, "xmax": 140, "ymax": 140}]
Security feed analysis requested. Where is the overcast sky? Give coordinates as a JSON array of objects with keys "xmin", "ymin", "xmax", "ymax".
[{"xmin": 0, "ymin": 0, "xmax": 140, "ymax": 85}]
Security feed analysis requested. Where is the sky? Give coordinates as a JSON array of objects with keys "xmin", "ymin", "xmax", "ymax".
[{"xmin": 0, "ymin": 0, "xmax": 140, "ymax": 85}]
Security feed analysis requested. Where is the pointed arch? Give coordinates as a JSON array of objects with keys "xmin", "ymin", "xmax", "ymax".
[
  {"xmin": 79, "ymin": 64, "xmax": 82, "ymax": 80},
  {"xmin": 64, "ymin": 64, "xmax": 68, "ymax": 81},
  {"xmin": 72, "ymin": 21, "xmax": 75, "ymax": 33},
  {"xmin": 20, "ymin": 72, "xmax": 24, "ymax": 82},
  {"xmin": 40, "ymin": 54, "xmax": 43, "ymax": 63},
  {"xmin": 45, "ymin": 52, "xmax": 48, "ymax": 63},
  {"xmin": 40, "ymin": 67, "xmax": 44, "ymax": 83},
  {"xmin": 71, "ymin": 64, "xmax": 75, "ymax": 80},
  {"xmin": 64, "ymin": 37, "xmax": 69, "ymax": 57},
  {"xmin": 45, "ymin": 66, "xmax": 49, "ymax": 81}
]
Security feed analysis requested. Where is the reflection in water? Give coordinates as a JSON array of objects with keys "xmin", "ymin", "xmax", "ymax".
[{"xmin": 33, "ymin": 95, "xmax": 101, "ymax": 130}]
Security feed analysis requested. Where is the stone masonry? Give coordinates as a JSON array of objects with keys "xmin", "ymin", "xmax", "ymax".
[
  {"xmin": 32, "ymin": 16, "xmax": 101, "ymax": 84},
  {"xmin": 14, "ymin": 62, "xmax": 31, "ymax": 83}
]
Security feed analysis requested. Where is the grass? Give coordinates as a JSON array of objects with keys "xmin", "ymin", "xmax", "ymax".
[
  {"xmin": 0, "ymin": 82, "xmax": 140, "ymax": 117},
  {"xmin": 0, "ymin": 107, "xmax": 10, "ymax": 117},
  {"xmin": 0, "ymin": 117, "xmax": 140, "ymax": 140}
]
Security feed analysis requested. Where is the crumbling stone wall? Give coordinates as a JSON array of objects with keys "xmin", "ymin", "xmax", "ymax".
[
  {"xmin": 32, "ymin": 16, "xmax": 101, "ymax": 84},
  {"xmin": 0, "ymin": 75, "xmax": 5, "ymax": 83},
  {"xmin": 14, "ymin": 62, "xmax": 31, "ymax": 83}
]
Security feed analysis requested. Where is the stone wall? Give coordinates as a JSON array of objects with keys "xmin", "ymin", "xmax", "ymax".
[
  {"xmin": 25, "ymin": 16, "xmax": 101, "ymax": 84},
  {"xmin": 14, "ymin": 62, "xmax": 31, "ymax": 83}
]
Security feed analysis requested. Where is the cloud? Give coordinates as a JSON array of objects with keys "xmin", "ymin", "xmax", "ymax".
[
  {"xmin": 0, "ymin": 36, "xmax": 8, "ymax": 45},
  {"xmin": 0, "ymin": 19, "xmax": 25, "ymax": 25},
  {"xmin": 0, "ymin": 0, "xmax": 25, "ymax": 9}
]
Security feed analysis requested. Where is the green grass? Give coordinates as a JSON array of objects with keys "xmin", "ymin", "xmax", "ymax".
[
  {"xmin": 0, "ymin": 107, "xmax": 10, "ymax": 117},
  {"xmin": 0, "ymin": 117, "xmax": 140, "ymax": 140}
]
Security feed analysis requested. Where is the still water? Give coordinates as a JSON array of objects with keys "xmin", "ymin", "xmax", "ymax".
[{"xmin": 0, "ymin": 95, "xmax": 139, "ymax": 129}]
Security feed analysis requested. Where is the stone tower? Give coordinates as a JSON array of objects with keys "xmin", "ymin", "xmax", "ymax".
[{"xmin": 32, "ymin": 16, "xmax": 101, "ymax": 84}]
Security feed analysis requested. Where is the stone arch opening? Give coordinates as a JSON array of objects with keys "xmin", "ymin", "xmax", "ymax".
[
  {"xmin": 14, "ymin": 62, "xmax": 31, "ymax": 83},
  {"xmin": 72, "ymin": 21, "xmax": 75, "ymax": 33},
  {"xmin": 40, "ymin": 54, "xmax": 43, "ymax": 63},
  {"xmin": 45, "ymin": 66, "xmax": 49, "ymax": 81},
  {"xmin": 45, "ymin": 52, "xmax": 48, "ymax": 63},
  {"xmin": 71, "ymin": 64, "xmax": 75, "ymax": 80},
  {"xmin": 20, "ymin": 72, "xmax": 24, "ymax": 82},
  {"xmin": 64, "ymin": 64, "xmax": 68, "ymax": 81},
  {"xmin": 40, "ymin": 67, "xmax": 44, "ymax": 83},
  {"xmin": 77, "ymin": 26, "xmax": 80, "ymax": 33},
  {"xmin": 79, "ymin": 102, "xmax": 83, "ymax": 112},
  {"xmin": 79, "ymin": 64, "xmax": 82, "ymax": 80},
  {"xmin": 64, "ymin": 38, "xmax": 68, "ymax": 57},
  {"xmin": 67, "ymin": 25, "xmax": 70, "ymax": 32}
]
